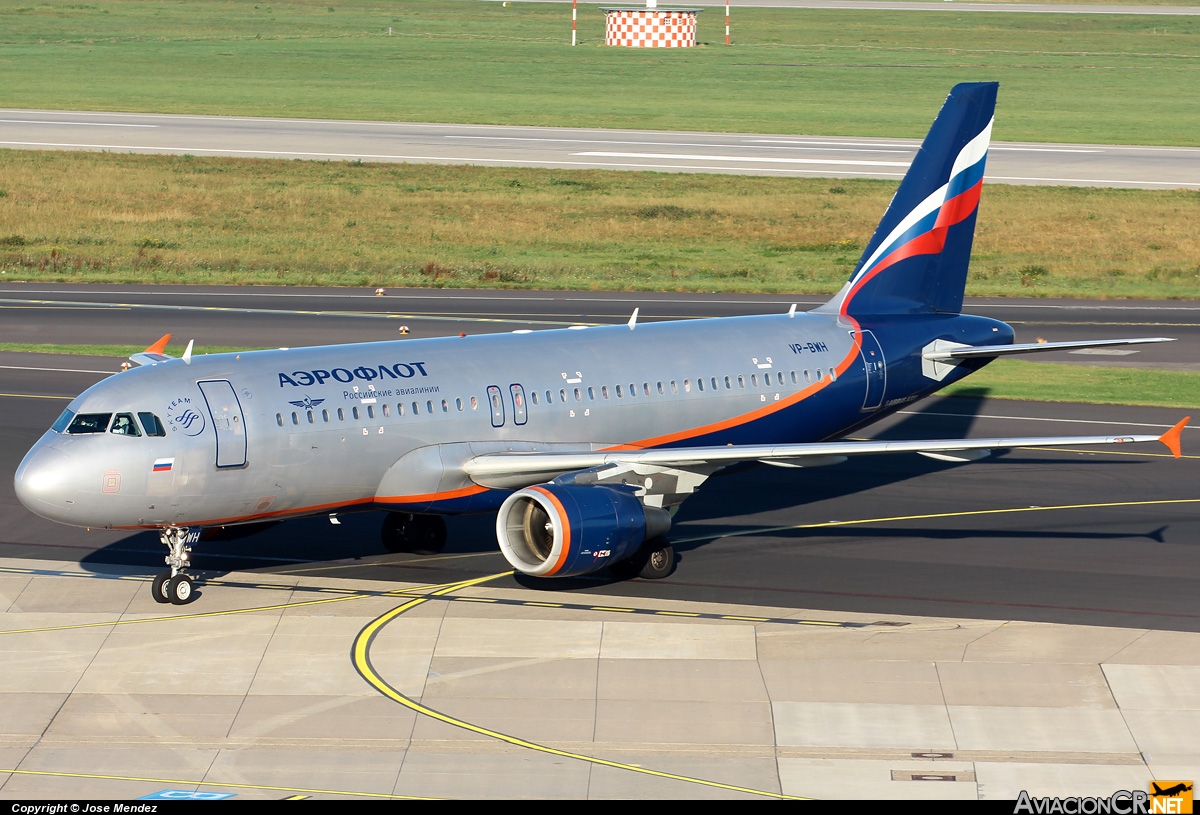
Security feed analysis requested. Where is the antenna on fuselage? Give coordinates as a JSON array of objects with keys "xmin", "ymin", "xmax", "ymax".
[
  {"xmin": 788, "ymin": 304, "xmax": 796, "ymax": 318},
  {"xmin": 182, "ymin": 339, "xmax": 194, "ymax": 364},
  {"xmin": 628, "ymin": 308, "xmax": 639, "ymax": 330}
]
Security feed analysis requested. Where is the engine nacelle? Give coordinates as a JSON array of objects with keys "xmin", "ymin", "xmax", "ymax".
[{"xmin": 496, "ymin": 484, "xmax": 671, "ymax": 577}]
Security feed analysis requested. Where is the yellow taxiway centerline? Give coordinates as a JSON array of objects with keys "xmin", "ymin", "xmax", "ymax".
[{"xmin": 351, "ymin": 573, "xmax": 808, "ymax": 800}]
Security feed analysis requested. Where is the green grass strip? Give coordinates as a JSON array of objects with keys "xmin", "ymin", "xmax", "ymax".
[{"xmin": 943, "ymin": 359, "xmax": 1200, "ymax": 409}]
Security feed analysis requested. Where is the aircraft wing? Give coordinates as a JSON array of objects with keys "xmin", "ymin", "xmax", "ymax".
[
  {"xmin": 463, "ymin": 418, "xmax": 1188, "ymax": 491},
  {"xmin": 923, "ymin": 337, "xmax": 1174, "ymax": 361}
]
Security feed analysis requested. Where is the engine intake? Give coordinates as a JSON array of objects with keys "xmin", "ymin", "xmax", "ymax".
[{"xmin": 496, "ymin": 484, "xmax": 671, "ymax": 577}]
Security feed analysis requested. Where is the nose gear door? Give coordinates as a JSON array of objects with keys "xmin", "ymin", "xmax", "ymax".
[{"xmin": 197, "ymin": 380, "xmax": 247, "ymax": 468}]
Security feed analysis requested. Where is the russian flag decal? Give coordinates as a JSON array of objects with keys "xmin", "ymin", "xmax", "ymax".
[{"xmin": 152, "ymin": 458, "xmax": 174, "ymax": 473}]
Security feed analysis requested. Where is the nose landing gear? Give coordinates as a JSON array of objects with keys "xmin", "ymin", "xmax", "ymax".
[{"xmin": 152, "ymin": 526, "xmax": 197, "ymax": 605}]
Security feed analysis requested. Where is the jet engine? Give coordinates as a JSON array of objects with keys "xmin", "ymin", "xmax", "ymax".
[{"xmin": 496, "ymin": 484, "xmax": 671, "ymax": 577}]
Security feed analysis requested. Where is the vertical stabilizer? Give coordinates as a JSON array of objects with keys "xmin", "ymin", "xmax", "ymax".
[{"xmin": 821, "ymin": 82, "xmax": 998, "ymax": 318}]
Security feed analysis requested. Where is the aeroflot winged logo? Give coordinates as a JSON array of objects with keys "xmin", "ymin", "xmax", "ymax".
[
  {"xmin": 840, "ymin": 117, "xmax": 993, "ymax": 316},
  {"xmin": 278, "ymin": 361, "xmax": 429, "ymax": 387},
  {"xmin": 288, "ymin": 396, "xmax": 325, "ymax": 410}
]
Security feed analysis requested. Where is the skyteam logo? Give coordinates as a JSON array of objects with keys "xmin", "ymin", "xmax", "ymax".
[
  {"xmin": 165, "ymin": 396, "xmax": 206, "ymax": 437},
  {"xmin": 841, "ymin": 117, "xmax": 993, "ymax": 316}
]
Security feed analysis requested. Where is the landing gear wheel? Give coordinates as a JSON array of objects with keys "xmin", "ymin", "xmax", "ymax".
[
  {"xmin": 165, "ymin": 573, "xmax": 194, "ymax": 605},
  {"xmin": 381, "ymin": 513, "xmax": 447, "ymax": 556},
  {"xmin": 611, "ymin": 540, "xmax": 677, "ymax": 580},
  {"xmin": 151, "ymin": 572, "xmax": 172, "ymax": 604},
  {"xmin": 638, "ymin": 542, "xmax": 676, "ymax": 579}
]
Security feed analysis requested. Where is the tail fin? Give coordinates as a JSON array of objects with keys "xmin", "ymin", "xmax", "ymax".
[{"xmin": 822, "ymin": 82, "xmax": 998, "ymax": 318}]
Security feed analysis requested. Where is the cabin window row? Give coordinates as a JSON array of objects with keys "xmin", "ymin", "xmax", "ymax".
[
  {"xmin": 526, "ymin": 368, "xmax": 834, "ymax": 406},
  {"xmin": 275, "ymin": 396, "xmax": 480, "ymax": 428}
]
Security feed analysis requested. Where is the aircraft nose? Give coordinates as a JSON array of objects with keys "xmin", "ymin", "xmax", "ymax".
[{"xmin": 14, "ymin": 444, "xmax": 77, "ymax": 521}]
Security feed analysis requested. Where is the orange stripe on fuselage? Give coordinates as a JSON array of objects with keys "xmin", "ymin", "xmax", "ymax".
[
  {"xmin": 376, "ymin": 484, "xmax": 488, "ymax": 505},
  {"xmin": 607, "ymin": 319, "xmax": 863, "ymax": 451},
  {"xmin": 528, "ymin": 485, "xmax": 572, "ymax": 576}
]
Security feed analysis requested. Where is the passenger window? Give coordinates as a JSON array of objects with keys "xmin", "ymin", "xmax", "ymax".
[
  {"xmin": 337, "ymin": 408, "xmax": 345, "ymax": 421},
  {"xmin": 66, "ymin": 413, "xmax": 112, "ymax": 434},
  {"xmin": 602, "ymin": 386, "xmax": 609, "ymax": 399},
  {"xmin": 323, "ymin": 409, "xmax": 330, "ymax": 422},
  {"xmin": 643, "ymin": 382, "xmax": 650, "ymax": 396},
  {"xmin": 737, "ymin": 375, "xmax": 745, "ymax": 389},
  {"xmin": 791, "ymin": 371, "xmax": 798, "ymax": 384},
  {"xmin": 457, "ymin": 397, "xmax": 464, "ymax": 411},
  {"xmin": 751, "ymin": 374, "xmax": 758, "ymax": 387},
  {"xmin": 571, "ymin": 388, "xmax": 579, "ymax": 402},
  {"xmin": 697, "ymin": 378, "xmax": 704, "ymax": 392},
  {"xmin": 816, "ymin": 368, "xmax": 823, "ymax": 380},
  {"xmin": 587, "ymin": 387, "xmax": 595, "ymax": 401},
  {"xmin": 804, "ymin": 370, "xmax": 812, "ymax": 383},
  {"xmin": 711, "ymin": 377, "xmax": 718, "ymax": 391},
  {"xmin": 657, "ymin": 381, "xmax": 664, "ymax": 395},
  {"xmin": 683, "ymin": 379, "xmax": 691, "ymax": 393},
  {"xmin": 531, "ymin": 392, "xmax": 539, "ymax": 406},
  {"xmin": 110, "ymin": 413, "xmax": 141, "ymax": 436},
  {"xmin": 427, "ymin": 400, "xmax": 434, "ymax": 414},
  {"xmin": 614, "ymin": 385, "xmax": 622, "ymax": 398},
  {"xmin": 291, "ymin": 412, "xmax": 299, "ymax": 426},
  {"xmin": 352, "ymin": 406, "xmax": 360, "ymax": 420},
  {"xmin": 670, "ymin": 380, "xmax": 678, "ymax": 394},
  {"xmin": 442, "ymin": 399, "xmax": 449, "ymax": 413},
  {"xmin": 382, "ymin": 404, "xmax": 390, "ymax": 418},
  {"xmin": 398, "ymin": 403, "xmax": 405, "ymax": 416},
  {"xmin": 307, "ymin": 410, "xmax": 314, "ymax": 424},
  {"xmin": 472, "ymin": 396, "xmax": 479, "ymax": 410},
  {"xmin": 629, "ymin": 384, "xmax": 637, "ymax": 398},
  {"xmin": 412, "ymin": 402, "xmax": 420, "ymax": 415},
  {"xmin": 138, "ymin": 412, "xmax": 166, "ymax": 436},
  {"xmin": 276, "ymin": 413, "xmax": 284, "ymax": 427},
  {"xmin": 724, "ymin": 376, "xmax": 731, "ymax": 389},
  {"xmin": 366, "ymin": 405, "xmax": 375, "ymax": 419},
  {"xmin": 830, "ymin": 370, "xmax": 837, "ymax": 382}
]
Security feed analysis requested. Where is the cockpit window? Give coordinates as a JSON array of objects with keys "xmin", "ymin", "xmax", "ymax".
[
  {"xmin": 66, "ymin": 413, "xmax": 112, "ymax": 434},
  {"xmin": 51, "ymin": 409, "xmax": 75, "ymax": 433},
  {"xmin": 138, "ymin": 412, "xmax": 166, "ymax": 437},
  {"xmin": 110, "ymin": 413, "xmax": 141, "ymax": 437}
]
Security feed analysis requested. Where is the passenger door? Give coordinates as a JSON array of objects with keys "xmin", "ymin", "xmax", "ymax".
[{"xmin": 197, "ymin": 380, "xmax": 248, "ymax": 468}]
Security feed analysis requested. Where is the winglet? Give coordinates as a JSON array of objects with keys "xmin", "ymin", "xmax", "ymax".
[
  {"xmin": 628, "ymin": 308, "xmax": 639, "ymax": 330},
  {"xmin": 144, "ymin": 333, "xmax": 172, "ymax": 355},
  {"xmin": 1159, "ymin": 416, "xmax": 1190, "ymax": 459}
]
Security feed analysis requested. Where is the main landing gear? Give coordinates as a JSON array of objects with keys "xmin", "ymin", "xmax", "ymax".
[
  {"xmin": 152, "ymin": 526, "xmax": 197, "ymax": 605},
  {"xmin": 611, "ymin": 539, "xmax": 677, "ymax": 580},
  {"xmin": 381, "ymin": 512, "xmax": 447, "ymax": 556}
]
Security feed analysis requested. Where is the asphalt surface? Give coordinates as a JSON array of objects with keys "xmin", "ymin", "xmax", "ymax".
[
  {"xmin": 1, "ymin": 285, "xmax": 1197, "ymax": 632},
  {"xmin": 3, "ymin": 110, "xmax": 1198, "ymax": 189}
]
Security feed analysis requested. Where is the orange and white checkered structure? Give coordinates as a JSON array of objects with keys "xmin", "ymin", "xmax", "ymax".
[{"xmin": 602, "ymin": 8, "xmax": 701, "ymax": 48}]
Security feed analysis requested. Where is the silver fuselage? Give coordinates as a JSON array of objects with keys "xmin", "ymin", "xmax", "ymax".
[{"xmin": 14, "ymin": 309, "xmax": 1008, "ymax": 530}]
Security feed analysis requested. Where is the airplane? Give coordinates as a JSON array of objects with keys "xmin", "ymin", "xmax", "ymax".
[
  {"xmin": 1152, "ymin": 783, "xmax": 1193, "ymax": 798},
  {"xmin": 13, "ymin": 82, "xmax": 1189, "ymax": 605}
]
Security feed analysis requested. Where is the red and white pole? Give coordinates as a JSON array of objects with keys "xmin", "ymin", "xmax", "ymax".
[
  {"xmin": 572, "ymin": 0, "xmax": 577, "ymax": 46},
  {"xmin": 725, "ymin": 0, "xmax": 730, "ymax": 45}
]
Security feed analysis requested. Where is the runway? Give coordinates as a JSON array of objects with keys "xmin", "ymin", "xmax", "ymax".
[
  {"xmin": 3, "ymin": 109, "xmax": 1198, "ymax": 189},
  {"xmin": 2, "ymin": 285, "xmax": 1198, "ymax": 798}
]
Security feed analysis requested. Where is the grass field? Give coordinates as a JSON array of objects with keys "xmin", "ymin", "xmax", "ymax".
[
  {"xmin": 2, "ymin": 150, "xmax": 1198, "ymax": 297},
  {"xmin": 2, "ymin": 1, "xmax": 1200, "ymax": 145}
]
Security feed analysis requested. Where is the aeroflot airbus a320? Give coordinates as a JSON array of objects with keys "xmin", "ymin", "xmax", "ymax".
[{"xmin": 14, "ymin": 83, "xmax": 1189, "ymax": 604}]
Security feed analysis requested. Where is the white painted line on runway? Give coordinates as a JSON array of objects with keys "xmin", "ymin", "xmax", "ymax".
[
  {"xmin": 986, "ymin": 174, "xmax": 1200, "ymax": 187},
  {"xmin": 0, "ymin": 365, "xmax": 115, "ymax": 375},
  {"xmin": 0, "ymin": 119, "xmax": 157, "ymax": 128},
  {"xmin": 575, "ymin": 151, "xmax": 911, "ymax": 167},
  {"xmin": 446, "ymin": 135, "xmax": 912, "ymax": 153},
  {"xmin": 896, "ymin": 410, "xmax": 1196, "ymax": 431}
]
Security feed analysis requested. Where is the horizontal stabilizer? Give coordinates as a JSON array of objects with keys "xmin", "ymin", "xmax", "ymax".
[{"xmin": 923, "ymin": 336, "xmax": 1174, "ymax": 361}]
